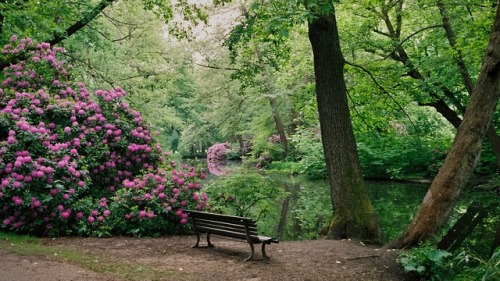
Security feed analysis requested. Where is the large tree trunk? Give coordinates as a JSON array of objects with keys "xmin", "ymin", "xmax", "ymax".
[
  {"xmin": 307, "ymin": 7, "xmax": 381, "ymax": 243},
  {"xmin": 388, "ymin": 3, "xmax": 500, "ymax": 248}
]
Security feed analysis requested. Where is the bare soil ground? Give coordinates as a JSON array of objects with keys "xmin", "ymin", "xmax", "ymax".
[{"xmin": 0, "ymin": 235, "xmax": 412, "ymax": 281}]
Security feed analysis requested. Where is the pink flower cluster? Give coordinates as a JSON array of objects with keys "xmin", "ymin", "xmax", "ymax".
[
  {"xmin": 115, "ymin": 166, "xmax": 208, "ymax": 226},
  {"xmin": 267, "ymin": 134, "xmax": 281, "ymax": 144},
  {"xmin": 206, "ymin": 142, "xmax": 230, "ymax": 176},
  {"xmin": 0, "ymin": 36, "xmax": 208, "ymax": 236}
]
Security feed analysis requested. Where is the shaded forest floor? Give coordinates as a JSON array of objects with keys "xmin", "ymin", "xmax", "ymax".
[{"xmin": 0, "ymin": 235, "xmax": 413, "ymax": 281}]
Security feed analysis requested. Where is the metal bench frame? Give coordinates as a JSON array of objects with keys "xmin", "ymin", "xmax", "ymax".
[{"xmin": 187, "ymin": 210, "xmax": 279, "ymax": 261}]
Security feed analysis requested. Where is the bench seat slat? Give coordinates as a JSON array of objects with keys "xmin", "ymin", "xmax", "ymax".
[
  {"xmin": 195, "ymin": 222, "xmax": 258, "ymax": 236},
  {"xmin": 189, "ymin": 211, "xmax": 255, "ymax": 223},
  {"xmin": 195, "ymin": 225, "xmax": 270, "ymax": 243},
  {"xmin": 194, "ymin": 217, "xmax": 257, "ymax": 229}
]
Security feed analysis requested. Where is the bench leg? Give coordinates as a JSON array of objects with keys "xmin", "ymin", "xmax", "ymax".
[
  {"xmin": 261, "ymin": 242, "xmax": 270, "ymax": 260},
  {"xmin": 206, "ymin": 233, "xmax": 215, "ymax": 248},
  {"xmin": 193, "ymin": 233, "xmax": 214, "ymax": 248},
  {"xmin": 192, "ymin": 232, "xmax": 201, "ymax": 248},
  {"xmin": 245, "ymin": 242, "xmax": 255, "ymax": 261}
]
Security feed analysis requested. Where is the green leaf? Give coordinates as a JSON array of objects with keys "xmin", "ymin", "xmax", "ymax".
[{"xmin": 427, "ymin": 249, "xmax": 451, "ymax": 262}]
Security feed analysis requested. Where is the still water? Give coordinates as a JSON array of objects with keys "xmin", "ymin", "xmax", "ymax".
[
  {"xmin": 258, "ymin": 176, "xmax": 429, "ymax": 242},
  {"xmin": 200, "ymin": 161, "xmax": 430, "ymax": 242}
]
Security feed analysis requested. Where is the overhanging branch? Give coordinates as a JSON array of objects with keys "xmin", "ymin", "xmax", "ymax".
[
  {"xmin": 346, "ymin": 60, "xmax": 419, "ymax": 134},
  {"xmin": 195, "ymin": 62, "xmax": 240, "ymax": 71},
  {"xmin": 49, "ymin": 0, "xmax": 116, "ymax": 47}
]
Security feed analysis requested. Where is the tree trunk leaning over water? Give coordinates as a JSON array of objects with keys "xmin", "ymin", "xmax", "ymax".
[
  {"xmin": 388, "ymin": 2, "xmax": 500, "ymax": 249},
  {"xmin": 307, "ymin": 6, "xmax": 381, "ymax": 243}
]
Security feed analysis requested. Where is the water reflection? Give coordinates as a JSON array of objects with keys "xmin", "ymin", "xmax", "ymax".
[{"xmin": 200, "ymin": 162, "xmax": 430, "ymax": 242}]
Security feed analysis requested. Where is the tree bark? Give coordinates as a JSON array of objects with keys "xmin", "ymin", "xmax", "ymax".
[
  {"xmin": 388, "ymin": 3, "xmax": 500, "ymax": 248},
  {"xmin": 307, "ymin": 7, "xmax": 381, "ymax": 243}
]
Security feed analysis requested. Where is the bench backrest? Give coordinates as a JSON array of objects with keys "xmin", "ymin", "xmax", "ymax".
[{"xmin": 187, "ymin": 210, "xmax": 261, "ymax": 242}]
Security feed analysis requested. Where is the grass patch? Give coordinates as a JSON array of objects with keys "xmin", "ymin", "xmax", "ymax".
[{"xmin": 0, "ymin": 232, "xmax": 180, "ymax": 280}]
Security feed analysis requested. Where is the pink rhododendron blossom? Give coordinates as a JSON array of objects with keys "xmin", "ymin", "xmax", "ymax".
[
  {"xmin": 139, "ymin": 210, "xmax": 147, "ymax": 218},
  {"xmin": 61, "ymin": 211, "xmax": 70, "ymax": 219}
]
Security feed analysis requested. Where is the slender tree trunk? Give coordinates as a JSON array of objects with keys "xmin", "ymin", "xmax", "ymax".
[
  {"xmin": 307, "ymin": 7, "xmax": 381, "ymax": 242},
  {"xmin": 388, "ymin": 3, "xmax": 500, "ymax": 248},
  {"xmin": 437, "ymin": 202, "xmax": 488, "ymax": 252},
  {"xmin": 269, "ymin": 96, "xmax": 289, "ymax": 156},
  {"xmin": 437, "ymin": 0, "xmax": 500, "ymax": 168},
  {"xmin": 253, "ymin": 41, "xmax": 289, "ymax": 156},
  {"xmin": 377, "ymin": 1, "xmax": 500, "ymax": 169}
]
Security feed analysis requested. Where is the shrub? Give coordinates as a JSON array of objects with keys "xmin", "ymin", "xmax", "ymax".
[
  {"xmin": 398, "ymin": 246, "xmax": 452, "ymax": 280},
  {"xmin": 451, "ymin": 249, "xmax": 500, "ymax": 281},
  {"xmin": 0, "ymin": 36, "xmax": 207, "ymax": 236},
  {"xmin": 290, "ymin": 127, "xmax": 327, "ymax": 179},
  {"xmin": 205, "ymin": 169, "xmax": 286, "ymax": 219},
  {"xmin": 399, "ymin": 246, "xmax": 500, "ymax": 281}
]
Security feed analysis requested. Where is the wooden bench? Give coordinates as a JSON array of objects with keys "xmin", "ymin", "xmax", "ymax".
[{"xmin": 187, "ymin": 210, "xmax": 279, "ymax": 261}]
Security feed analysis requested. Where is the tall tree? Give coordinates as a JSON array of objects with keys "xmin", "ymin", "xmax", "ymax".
[
  {"xmin": 305, "ymin": 2, "xmax": 381, "ymax": 241},
  {"xmin": 221, "ymin": 0, "xmax": 382, "ymax": 241},
  {"xmin": 389, "ymin": 1, "xmax": 500, "ymax": 248}
]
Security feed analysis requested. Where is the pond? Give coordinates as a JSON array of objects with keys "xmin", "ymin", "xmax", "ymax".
[
  {"xmin": 197, "ymin": 159, "xmax": 498, "ymax": 257},
  {"xmin": 255, "ymin": 175, "xmax": 429, "ymax": 242},
  {"xmin": 199, "ymin": 160, "xmax": 430, "ymax": 242}
]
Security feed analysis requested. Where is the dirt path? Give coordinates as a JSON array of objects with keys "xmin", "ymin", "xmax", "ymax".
[{"xmin": 0, "ymin": 236, "xmax": 411, "ymax": 281}]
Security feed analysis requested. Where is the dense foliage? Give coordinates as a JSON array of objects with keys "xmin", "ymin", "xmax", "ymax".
[
  {"xmin": 0, "ymin": 38, "xmax": 208, "ymax": 236},
  {"xmin": 0, "ymin": 1, "xmax": 497, "ymax": 279},
  {"xmin": 398, "ymin": 246, "xmax": 500, "ymax": 281}
]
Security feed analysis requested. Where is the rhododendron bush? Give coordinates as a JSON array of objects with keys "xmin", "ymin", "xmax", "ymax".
[
  {"xmin": 206, "ymin": 142, "xmax": 230, "ymax": 176},
  {"xmin": 0, "ymin": 36, "xmax": 208, "ymax": 236}
]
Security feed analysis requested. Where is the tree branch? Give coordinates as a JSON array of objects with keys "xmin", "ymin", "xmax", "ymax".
[
  {"xmin": 0, "ymin": 0, "xmax": 116, "ymax": 69},
  {"xmin": 62, "ymin": 52, "xmax": 115, "ymax": 88},
  {"xmin": 49, "ymin": 0, "xmax": 116, "ymax": 47},
  {"xmin": 382, "ymin": 25, "xmax": 443, "ymax": 60},
  {"xmin": 346, "ymin": 60, "xmax": 419, "ymax": 134},
  {"xmin": 194, "ymin": 62, "xmax": 240, "ymax": 71}
]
